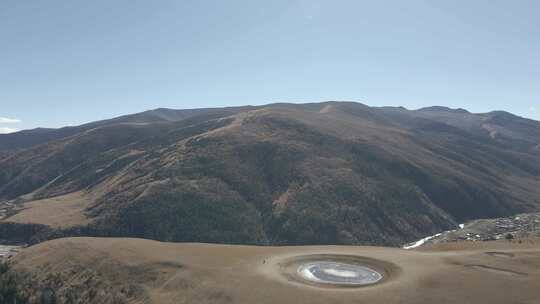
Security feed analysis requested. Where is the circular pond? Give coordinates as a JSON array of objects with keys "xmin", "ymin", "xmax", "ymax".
[{"xmin": 297, "ymin": 261, "xmax": 383, "ymax": 286}]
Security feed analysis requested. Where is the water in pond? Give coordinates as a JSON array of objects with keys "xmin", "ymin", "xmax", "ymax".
[{"xmin": 298, "ymin": 261, "xmax": 383, "ymax": 285}]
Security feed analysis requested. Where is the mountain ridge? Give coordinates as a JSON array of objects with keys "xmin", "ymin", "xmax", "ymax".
[
  {"xmin": 3, "ymin": 102, "xmax": 536, "ymax": 152},
  {"xmin": 1, "ymin": 101, "xmax": 539, "ymax": 246}
]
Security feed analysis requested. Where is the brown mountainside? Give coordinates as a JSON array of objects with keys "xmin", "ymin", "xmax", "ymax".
[{"xmin": 1, "ymin": 102, "xmax": 540, "ymax": 246}]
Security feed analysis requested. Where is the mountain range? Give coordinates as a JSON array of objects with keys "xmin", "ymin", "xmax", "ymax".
[{"xmin": 1, "ymin": 101, "xmax": 540, "ymax": 246}]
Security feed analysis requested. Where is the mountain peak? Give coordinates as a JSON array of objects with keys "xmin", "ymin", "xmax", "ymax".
[{"xmin": 417, "ymin": 106, "xmax": 470, "ymax": 114}]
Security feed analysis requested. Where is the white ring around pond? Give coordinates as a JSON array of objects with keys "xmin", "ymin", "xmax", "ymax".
[{"xmin": 297, "ymin": 261, "xmax": 383, "ymax": 285}]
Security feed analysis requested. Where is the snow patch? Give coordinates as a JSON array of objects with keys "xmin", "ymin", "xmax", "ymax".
[
  {"xmin": 299, "ymin": 266, "xmax": 320, "ymax": 282},
  {"xmin": 403, "ymin": 233, "xmax": 441, "ymax": 249},
  {"xmin": 0, "ymin": 245, "xmax": 21, "ymax": 258},
  {"xmin": 322, "ymin": 268, "xmax": 359, "ymax": 278}
]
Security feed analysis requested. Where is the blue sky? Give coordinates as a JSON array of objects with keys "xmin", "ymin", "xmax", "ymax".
[{"xmin": 1, "ymin": 0, "xmax": 539, "ymax": 132}]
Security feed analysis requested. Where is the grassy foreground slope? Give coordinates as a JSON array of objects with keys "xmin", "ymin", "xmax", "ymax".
[
  {"xmin": 1, "ymin": 102, "xmax": 540, "ymax": 246},
  {"xmin": 1, "ymin": 237, "xmax": 539, "ymax": 304}
]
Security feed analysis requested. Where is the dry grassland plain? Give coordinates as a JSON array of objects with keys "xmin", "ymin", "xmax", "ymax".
[{"xmin": 9, "ymin": 237, "xmax": 540, "ymax": 304}]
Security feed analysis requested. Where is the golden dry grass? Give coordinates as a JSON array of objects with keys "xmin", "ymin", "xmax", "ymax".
[
  {"xmin": 10, "ymin": 237, "xmax": 540, "ymax": 304},
  {"xmin": 4, "ymin": 191, "xmax": 92, "ymax": 228}
]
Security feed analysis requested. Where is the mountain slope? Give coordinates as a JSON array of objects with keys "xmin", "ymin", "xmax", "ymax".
[{"xmin": 1, "ymin": 102, "xmax": 540, "ymax": 246}]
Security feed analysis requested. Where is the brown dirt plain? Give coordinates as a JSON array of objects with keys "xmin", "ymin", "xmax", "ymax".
[{"xmin": 11, "ymin": 237, "xmax": 540, "ymax": 304}]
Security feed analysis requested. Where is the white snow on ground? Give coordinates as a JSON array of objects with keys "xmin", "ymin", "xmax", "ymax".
[
  {"xmin": 322, "ymin": 268, "xmax": 359, "ymax": 278},
  {"xmin": 298, "ymin": 262, "xmax": 383, "ymax": 285},
  {"xmin": 459, "ymin": 223, "xmax": 465, "ymax": 229},
  {"xmin": 298, "ymin": 265, "xmax": 321, "ymax": 282},
  {"xmin": 403, "ymin": 233, "xmax": 442, "ymax": 249},
  {"xmin": 0, "ymin": 245, "xmax": 21, "ymax": 259}
]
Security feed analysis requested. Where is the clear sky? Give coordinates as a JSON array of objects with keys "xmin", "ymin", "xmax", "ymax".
[{"xmin": 1, "ymin": 0, "xmax": 539, "ymax": 132}]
